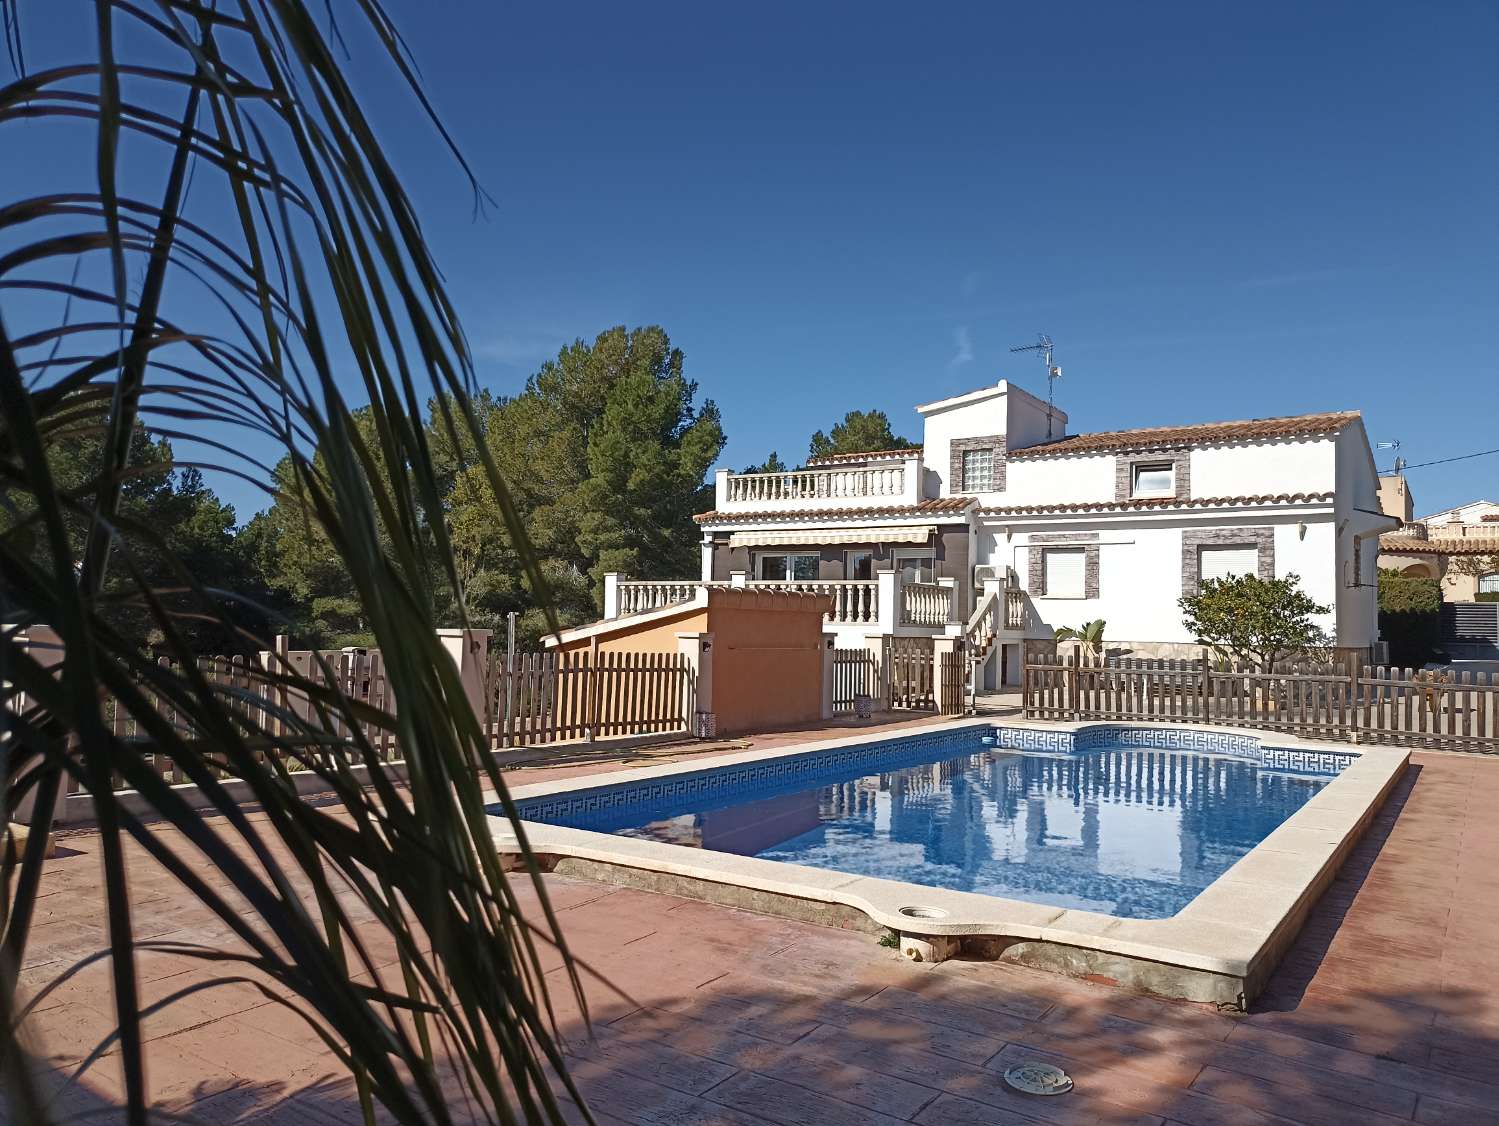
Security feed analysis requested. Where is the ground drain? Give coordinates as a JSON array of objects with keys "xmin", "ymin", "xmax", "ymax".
[{"xmin": 1002, "ymin": 1062, "xmax": 1073, "ymax": 1096}]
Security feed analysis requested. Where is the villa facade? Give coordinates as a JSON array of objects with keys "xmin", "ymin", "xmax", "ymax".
[{"xmin": 605, "ymin": 379, "xmax": 1397, "ymax": 688}]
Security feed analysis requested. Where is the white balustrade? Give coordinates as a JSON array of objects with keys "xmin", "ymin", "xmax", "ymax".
[
  {"xmin": 724, "ymin": 465, "xmax": 906, "ymax": 505},
  {"xmin": 1005, "ymin": 587, "xmax": 1028, "ymax": 631},
  {"xmin": 616, "ymin": 580, "xmax": 701, "ymax": 616},
  {"xmin": 901, "ymin": 582, "xmax": 952, "ymax": 627},
  {"xmin": 746, "ymin": 580, "xmax": 879, "ymax": 625}
]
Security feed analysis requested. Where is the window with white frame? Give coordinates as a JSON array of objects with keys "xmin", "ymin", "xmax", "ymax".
[
  {"xmin": 1132, "ymin": 461, "xmax": 1175, "ymax": 497},
  {"xmin": 1198, "ymin": 544, "xmax": 1258, "ymax": 583},
  {"xmin": 757, "ymin": 553, "xmax": 819, "ymax": 581},
  {"xmin": 1480, "ymin": 572, "xmax": 1499, "ymax": 595},
  {"xmin": 961, "ymin": 448, "xmax": 994, "ymax": 492},
  {"xmin": 1043, "ymin": 547, "xmax": 1086, "ymax": 598}
]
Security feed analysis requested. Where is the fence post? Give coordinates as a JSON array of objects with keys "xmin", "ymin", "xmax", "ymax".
[
  {"xmin": 1349, "ymin": 661, "xmax": 1362, "ymax": 743},
  {"xmin": 934, "ymin": 636, "xmax": 962, "ymax": 716},
  {"xmin": 586, "ymin": 635, "xmax": 601, "ymax": 742},
  {"xmin": 435, "ymin": 628, "xmax": 493, "ymax": 730},
  {"xmin": 1199, "ymin": 647, "xmax": 1212, "ymax": 721},
  {"xmin": 821, "ymin": 633, "xmax": 837, "ymax": 720},
  {"xmin": 866, "ymin": 633, "xmax": 890, "ymax": 709},
  {"xmin": 675, "ymin": 631, "xmax": 714, "ymax": 737},
  {"xmin": 1069, "ymin": 648, "xmax": 1080, "ymax": 721}
]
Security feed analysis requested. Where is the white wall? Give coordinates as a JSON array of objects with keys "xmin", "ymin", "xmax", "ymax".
[
  {"xmin": 981, "ymin": 514, "xmax": 1342, "ymax": 645},
  {"xmin": 1004, "ymin": 453, "xmax": 1115, "ymax": 505},
  {"xmin": 920, "ymin": 388, "xmax": 1007, "ymax": 495},
  {"xmin": 1191, "ymin": 439, "xmax": 1336, "ymax": 499}
]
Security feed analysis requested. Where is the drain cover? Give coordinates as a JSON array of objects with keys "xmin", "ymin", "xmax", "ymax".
[{"xmin": 1003, "ymin": 1062, "xmax": 1073, "ymax": 1096}]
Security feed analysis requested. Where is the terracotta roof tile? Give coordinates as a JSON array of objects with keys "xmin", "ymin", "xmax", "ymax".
[
  {"xmin": 1379, "ymin": 534, "xmax": 1499, "ymax": 556},
  {"xmin": 804, "ymin": 446, "xmax": 922, "ymax": 465},
  {"xmin": 695, "ymin": 496, "xmax": 971, "ymax": 525},
  {"xmin": 977, "ymin": 492, "xmax": 1336, "ymax": 517},
  {"xmin": 1008, "ymin": 411, "xmax": 1360, "ymax": 458}
]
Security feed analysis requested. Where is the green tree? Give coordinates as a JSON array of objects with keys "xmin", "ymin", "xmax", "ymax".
[
  {"xmin": 1377, "ymin": 568, "xmax": 1443, "ymax": 666},
  {"xmin": 742, "ymin": 451, "xmax": 789, "ymax": 473},
  {"xmin": 0, "ymin": 405, "xmax": 254, "ymax": 651},
  {"xmin": 472, "ymin": 326, "xmax": 725, "ymax": 625},
  {"xmin": 1179, "ymin": 574, "xmax": 1331, "ymax": 670},
  {"xmin": 807, "ymin": 408, "xmax": 916, "ymax": 461}
]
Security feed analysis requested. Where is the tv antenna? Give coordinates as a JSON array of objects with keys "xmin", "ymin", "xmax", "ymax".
[{"xmin": 1009, "ymin": 333, "xmax": 1062, "ymax": 439}]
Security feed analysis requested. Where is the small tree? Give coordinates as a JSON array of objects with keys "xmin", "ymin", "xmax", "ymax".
[
  {"xmin": 1179, "ymin": 573, "xmax": 1330, "ymax": 671},
  {"xmin": 808, "ymin": 409, "xmax": 917, "ymax": 461},
  {"xmin": 1054, "ymin": 619, "xmax": 1106, "ymax": 658}
]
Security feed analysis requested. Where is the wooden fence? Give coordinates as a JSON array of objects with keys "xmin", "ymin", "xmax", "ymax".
[
  {"xmin": 83, "ymin": 647, "xmax": 398, "ymax": 794},
  {"xmin": 1023, "ymin": 652, "xmax": 1498, "ymax": 753},
  {"xmin": 486, "ymin": 650, "xmax": 693, "ymax": 748},
  {"xmin": 832, "ymin": 648, "xmax": 878, "ymax": 714},
  {"xmin": 886, "ymin": 636, "xmax": 936, "ymax": 710}
]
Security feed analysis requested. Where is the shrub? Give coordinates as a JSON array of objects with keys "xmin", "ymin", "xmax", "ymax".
[{"xmin": 1377, "ymin": 569, "xmax": 1443, "ymax": 667}]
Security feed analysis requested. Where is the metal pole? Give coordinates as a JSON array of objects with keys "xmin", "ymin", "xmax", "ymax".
[{"xmin": 504, "ymin": 611, "xmax": 517, "ymax": 748}]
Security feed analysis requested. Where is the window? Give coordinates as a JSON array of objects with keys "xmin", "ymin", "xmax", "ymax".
[
  {"xmin": 1132, "ymin": 462, "xmax": 1175, "ymax": 497},
  {"xmin": 1043, "ymin": 548, "xmax": 1086, "ymax": 598},
  {"xmin": 894, "ymin": 551, "xmax": 935, "ymax": 584},
  {"xmin": 1198, "ymin": 545, "xmax": 1258, "ymax": 583},
  {"xmin": 1480, "ymin": 573, "xmax": 1499, "ymax": 594},
  {"xmin": 757, "ymin": 553, "xmax": 819, "ymax": 581},
  {"xmin": 961, "ymin": 448, "xmax": 994, "ymax": 492},
  {"xmin": 845, "ymin": 550, "xmax": 874, "ymax": 581}
]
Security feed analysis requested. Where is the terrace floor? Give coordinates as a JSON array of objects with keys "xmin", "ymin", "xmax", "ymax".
[{"xmin": 11, "ymin": 740, "xmax": 1499, "ymax": 1125}]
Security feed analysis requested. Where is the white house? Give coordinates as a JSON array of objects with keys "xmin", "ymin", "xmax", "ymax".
[{"xmin": 605, "ymin": 378, "xmax": 1397, "ymax": 687}]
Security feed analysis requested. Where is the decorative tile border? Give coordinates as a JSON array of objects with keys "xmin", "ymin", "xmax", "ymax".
[
  {"xmin": 516, "ymin": 724, "xmax": 990, "ymax": 826},
  {"xmin": 991, "ymin": 723, "xmax": 1352, "ymax": 774},
  {"xmin": 518, "ymin": 720, "xmax": 1352, "ymax": 830}
]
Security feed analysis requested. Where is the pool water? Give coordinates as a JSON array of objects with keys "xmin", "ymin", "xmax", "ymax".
[{"xmin": 534, "ymin": 733, "xmax": 1333, "ymax": 919}]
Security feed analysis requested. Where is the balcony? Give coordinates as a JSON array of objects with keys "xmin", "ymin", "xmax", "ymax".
[{"xmin": 713, "ymin": 454, "xmax": 923, "ymax": 513}]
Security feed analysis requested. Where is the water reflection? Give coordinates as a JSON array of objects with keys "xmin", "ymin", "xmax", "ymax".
[{"xmin": 619, "ymin": 749, "xmax": 1327, "ymax": 919}]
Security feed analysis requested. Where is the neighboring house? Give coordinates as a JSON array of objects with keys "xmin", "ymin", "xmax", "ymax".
[
  {"xmin": 1378, "ymin": 494, "xmax": 1499, "ymax": 602},
  {"xmin": 604, "ymin": 379, "xmax": 1396, "ymax": 687}
]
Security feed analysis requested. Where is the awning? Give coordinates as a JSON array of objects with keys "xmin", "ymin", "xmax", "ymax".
[{"xmin": 728, "ymin": 526, "xmax": 935, "ymax": 548}]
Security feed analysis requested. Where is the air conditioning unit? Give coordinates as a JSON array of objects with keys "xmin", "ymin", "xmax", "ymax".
[{"xmin": 973, "ymin": 565, "xmax": 1004, "ymax": 585}]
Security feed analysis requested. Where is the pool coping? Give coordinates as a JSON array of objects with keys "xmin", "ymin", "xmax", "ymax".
[{"xmin": 488, "ymin": 717, "xmax": 1409, "ymax": 1008}]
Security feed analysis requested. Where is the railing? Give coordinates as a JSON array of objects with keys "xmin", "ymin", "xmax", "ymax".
[
  {"xmin": 901, "ymin": 582, "xmax": 952, "ymax": 627},
  {"xmin": 617, "ymin": 580, "xmax": 700, "ymax": 615},
  {"xmin": 487, "ymin": 650, "xmax": 692, "ymax": 748},
  {"xmin": 614, "ymin": 578, "xmax": 879, "ymax": 625},
  {"xmin": 1023, "ymin": 652, "xmax": 1498, "ymax": 753},
  {"xmin": 724, "ymin": 464, "xmax": 906, "ymax": 504},
  {"xmin": 748, "ymin": 579, "xmax": 879, "ymax": 625},
  {"xmin": 1004, "ymin": 587, "xmax": 1027, "ymax": 631}
]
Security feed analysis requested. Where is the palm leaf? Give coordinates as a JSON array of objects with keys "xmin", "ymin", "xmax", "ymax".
[{"xmin": 1, "ymin": 2, "xmax": 585, "ymax": 1122}]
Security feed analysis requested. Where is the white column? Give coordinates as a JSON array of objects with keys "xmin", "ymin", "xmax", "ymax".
[
  {"xmin": 729, "ymin": 569, "xmax": 748, "ymax": 589},
  {"xmin": 938, "ymin": 576, "xmax": 961, "ymax": 634},
  {"xmin": 714, "ymin": 468, "xmax": 731, "ymax": 509},
  {"xmin": 677, "ymin": 631, "xmax": 715, "ymax": 736},
  {"xmin": 435, "ymin": 628, "xmax": 493, "ymax": 724},
  {"xmin": 603, "ymin": 572, "xmax": 622, "ymax": 619},
  {"xmin": 821, "ymin": 632, "xmax": 837, "ymax": 720},
  {"xmin": 876, "ymin": 569, "xmax": 899, "ymax": 633},
  {"xmin": 700, "ymin": 534, "xmax": 716, "ymax": 583}
]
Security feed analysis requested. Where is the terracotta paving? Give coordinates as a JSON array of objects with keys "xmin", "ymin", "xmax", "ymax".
[{"xmin": 9, "ymin": 748, "xmax": 1499, "ymax": 1125}]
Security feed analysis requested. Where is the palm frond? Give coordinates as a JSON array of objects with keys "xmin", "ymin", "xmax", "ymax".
[{"xmin": 1, "ymin": 2, "xmax": 585, "ymax": 1121}]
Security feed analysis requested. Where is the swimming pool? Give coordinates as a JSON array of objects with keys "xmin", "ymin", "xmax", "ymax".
[
  {"xmin": 498, "ymin": 720, "xmax": 1402, "ymax": 1007},
  {"xmin": 516, "ymin": 725, "xmax": 1344, "ymax": 920}
]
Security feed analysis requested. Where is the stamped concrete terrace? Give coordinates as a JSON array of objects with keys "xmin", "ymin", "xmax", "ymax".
[{"xmin": 13, "ymin": 732, "xmax": 1499, "ymax": 1126}]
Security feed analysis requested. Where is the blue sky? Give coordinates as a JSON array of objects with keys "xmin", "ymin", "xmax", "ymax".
[{"xmin": 8, "ymin": 1, "xmax": 1498, "ymax": 517}]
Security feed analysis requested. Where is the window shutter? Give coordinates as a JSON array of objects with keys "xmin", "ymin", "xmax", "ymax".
[
  {"xmin": 1044, "ymin": 548, "xmax": 1086, "ymax": 598},
  {"xmin": 1199, "ymin": 545, "xmax": 1258, "ymax": 582}
]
